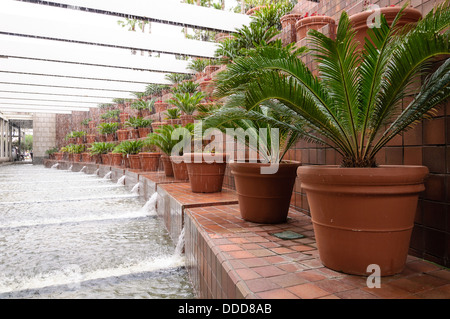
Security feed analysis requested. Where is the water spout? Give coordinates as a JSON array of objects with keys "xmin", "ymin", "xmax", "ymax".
[
  {"xmin": 117, "ymin": 175, "xmax": 126, "ymax": 185},
  {"xmin": 68, "ymin": 165, "xmax": 73, "ymax": 171},
  {"xmin": 80, "ymin": 166, "xmax": 87, "ymax": 173},
  {"xmin": 51, "ymin": 163, "xmax": 59, "ymax": 169},
  {"xmin": 103, "ymin": 171, "xmax": 112, "ymax": 180},
  {"xmin": 139, "ymin": 192, "xmax": 158, "ymax": 215},
  {"xmin": 93, "ymin": 168, "xmax": 99, "ymax": 176},
  {"xmin": 175, "ymin": 227, "xmax": 185, "ymax": 257},
  {"xmin": 131, "ymin": 182, "xmax": 140, "ymax": 194}
]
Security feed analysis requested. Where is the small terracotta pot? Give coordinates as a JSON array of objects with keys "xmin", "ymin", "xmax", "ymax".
[
  {"xmin": 128, "ymin": 154, "xmax": 141, "ymax": 170},
  {"xmin": 183, "ymin": 153, "xmax": 228, "ymax": 193},
  {"xmin": 139, "ymin": 152, "xmax": 161, "ymax": 171},
  {"xmin": 180, "ymin": 115, "xmax": 195, "ymax": 126},
  {"xmin": 349, "ymin": 6, "xmax": 422, "ymax": 51},
  {"xmin": 81, "ymin": 152, "xmax": 91, "ymax": 163},
  {"xmin": 117, "ymin": 130, "xmax": 129, "ymax": 141},
  {"xmin": 73, "ymin": 153, "xmax": 82, "ymax": 162},
  {"xmin": 105, "ymin": 133, "xmax": 115, "ymax": 142},
  {"xmin": 110, "ymin": 153, "xmax": 123, "ymax": 167},
  {"xmin": 119, "ymin": 112, "xmax": 130, "ymax": 124},
  {"xmin": 155, "ymin": 102, "xmax": 168, "ymax": 113},
  {"xmin": 170, "ymin": 155, "xmax": 189, "ymax": 181},
  {"xmin": 86, "ymin": 135, "xmax": 96, "ymax": 144},
  {"xmin": 160, "ymin": 154, "xmax": 174, "ymax": 177},
  {"xmin": 101, "ymin": 153, "xmax": 111, "ymax": 165},
  {"xmin": 298, "ymin": 165, "xmax": 429, "ymax": 276},
  {"xmin": 54, "ymin": 153, "xmax": 63, "ymax": 161},
  {"xmin": 230, "ymin": 161, "xmax": 301, "ymax": 224},
  {"xmin": 138, "ymin": 127, "xmax": 151, "ymax": 138}
]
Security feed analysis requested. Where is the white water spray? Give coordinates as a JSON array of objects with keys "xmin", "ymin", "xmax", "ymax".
[
  {"xmin": 130, "ymin": 182, "xmax": 140, "ymax": 194},
  {"xmin": 93, "ymin": 168, "xmax": 99, "ymax": 176},
  {"xmin": 103, "ymin": 171, "xmax": 112, "ymax": 180},
  {"xmin": 139, "ymin": 192, "xmax": 158, "ymax": 215},
  {"xmin": 117, "ymin": 175, "xmax": 126, "ymax": 185},
  {"xmin": 175, "ymin": 227, "xmax": 185, "ymax": 257},
  {"xmin": 80, "ymin": 166, "xmax": 87, "ymax": 173},
  {"xmin": 68, "ymin": 165, "xmax": 73, "ymax": 171},
  {"xmin": 51, "ymin": 163, "xmax": 59, "ymax": 169}
]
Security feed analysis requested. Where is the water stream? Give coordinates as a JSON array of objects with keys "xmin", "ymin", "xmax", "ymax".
[{"xmin": 0, "ymin": 164, "xmax": 194, "ymax": 299}]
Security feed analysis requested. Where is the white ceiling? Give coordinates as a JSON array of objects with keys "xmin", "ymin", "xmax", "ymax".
[{"xmin": 0, "ymin": 0, "xmax": 249, "ymax": 119}]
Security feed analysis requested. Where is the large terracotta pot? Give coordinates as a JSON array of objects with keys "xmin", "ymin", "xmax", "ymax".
[
  {"xmin": 230, "ymin": 161, "xmax": 301, "ymax": 224},
  {"xmin": 105, "ymin": 133, "xmax": 115, "ymax": 142},
  {"xmin": 170, "ymin": 155, "xmax": 189, "ymax": 181},
  {"xmin": 160, "ymin": 154, "xmax": 174, "ymax": 177},
  {"xmin": 119, "ymin": 112, "xmax": 130, "ymax": 125},
  {"xmin": 349, "ymin": 6, "xmax": 422, "ymax": 51},
  {"xmin": 280, "ymin": 13, "xmax": 303, "ymax": 44},
  {"xmin": 298, "ymin": 165, "xmax": 429, "ymax": 276},
  {"xmin": 183, "ymin": 153, "xmax": 228, "ymax": 193},
  {"xmin": 117, "ymin": 130, "xmax": 129, "ymax": 141},
  {"xmin": 54, "ymin": 153, "xmax": 63, "ymax": 161},
  {"xmin": 155, "ymin": 102, "xmax": 168, "ymax": 113},
  {"xmin": 295, "ymin": 15, "xmax": 336, "ymax": 42},
  {"xmin": 139, "ymin": 152, "xmax": 160, "ymax": 172},
  {"xmin": 128, "ymin": 154, "xmax": 141, "ymax": 170},
  {"xmin": 110, "ymin": 153, "xmax": 123, "ymax": 167},
  {"xmin": 81, "ymin": 152, "xmax": 92, "ymax": 163}
]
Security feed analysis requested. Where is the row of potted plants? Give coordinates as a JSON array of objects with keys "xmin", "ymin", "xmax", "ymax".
[{"xmin": 52, "ymin": 3, "xmax": 449, "ymax": 279}]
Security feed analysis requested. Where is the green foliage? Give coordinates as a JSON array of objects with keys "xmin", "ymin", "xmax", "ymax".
[
  {"xmin": 97, "ymin": 122, "xmax": 119, "ymax": 135},
  {"xmin": 88, "ymin": 142, "xmax": 116, "ymax": 155},
  {"xmin": 213, "ymin": 2, "xmax": 450, "ymax": 167},
  {"xmin": 67, "ymin": 144, "xmax": 85, "ymax": 154},
  {"xmin": 168, "ymin": 92, "xmax": 205, "ymax": 115},
  {"xmin": 166, "ymin": 108, "xmax": 181, "ymax": 120},
  {"xmin": 130, "ymin": 99, "xmax": 155, "ymax": 112},
  {"xmin": 171, "ymin": 81, "xmax": 199, "ymax": 94},
  {"xmin": 115, "ymin": 140, "xmax": 145, "ymax": 155},
  {"xmin": 187, "ymin": 58, "xmax": 209, "ymax": 73},
  {"xmin": 124, "ymin": 117, "xmax": 152, "ymax": 129},
  {"xmin": 165, "ymin": 73, "xmax": 193, "ymax": 85},
  {"xmin": 45, "ymin": 147, "xmax": 59, "ymax": 155},
  {"xmin": 146, "ymin": 124, "xmax": 194, "ymax": 156},
  {"xmin": 100, "ymin": 109, "xmax": 120, "ymax": 120}
]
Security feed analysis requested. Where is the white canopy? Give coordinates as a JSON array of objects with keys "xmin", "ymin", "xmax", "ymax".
[{"xmin": 0, "ymin": 0, "xmax": 250, "ymax": 116}]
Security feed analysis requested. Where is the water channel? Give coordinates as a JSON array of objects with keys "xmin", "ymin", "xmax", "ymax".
[{"xmin": 0, "ymin": 164, "xmax": 194, "ymax": 299}]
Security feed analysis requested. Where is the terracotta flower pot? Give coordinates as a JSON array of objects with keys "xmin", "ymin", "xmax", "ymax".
[
  {"xmin": 280, "ymin": 13, "xmax": 303, "ymax": 44},
  {"xmin": 117, "ymin": 129, "xmax": 129, "ymax": 141},
  {"xmin": 73, "ymin": 153, "xmax": 82, "ymax": 162},
  {"xmin": 101, "ymin": 153, "xmax": 111, "ymax": 165},
  {"xmin": 139, "ymin": 152, "xmax": 161, "ymax": 172},
  {"xmin": 170, "ymin": 155, "xmax": 189, "ymax": 181},
  {"xmin": 86, "ymin": 134, "xmax": 96, "ymax": 144},
  {"xmin": 166, "ymin": 119, "xmax": 182, "ymax": 125},
  {"xmin": 160, "ymin": 154, "xmax": 174, "ymax": 177},
  {"xmin": 110, "ymin": 153, "xmax": 123, "ymax": 167},
  {"xmin": 138, "ymin": 127, "xmax": 151, "ymax": 138},
  {"xmin": 105, "ymin": 133, "xmax": 115, "ymax": 142},
  {"xmin": 183, "ymin": 153, "xmax": 229, "ymax": 193},
  {"xmin": 81, "ymin": 152, "xmax": 91, "ymax": 163},
  {"xmin": 76, "ymin": 137, "xmax": 84, "ymax": 144},
  {"xmin": 155, "ymin": 102, "xmax": 168, "ymax": 113},
  {"xmin": 54, "ymin": 153, "xmax": 63, "ymax": 161},
  {"xmin": 128, "ymin": 154, "xmax": 141, "ymax": 170},
  {"xmin": 349, "ymin": 6, "xmax": 422, "ymax": 51},
  {"xmin": 295, "ymin": 15, "xmax": 336, "ymax": 42},
  {"xmin": 230, "ymin": 161, "xmax": 301, "ymax": 224},
  {"xmin": 180, "ymin": 115, "xmax": 195, "ymax": 126},
  {"xmin": 119, "ymin": 112, "xmax": 130, "ymax": 125},
  {"xmin": 298, "ymin": 165, "xmax": 429, "ymax": 276}
]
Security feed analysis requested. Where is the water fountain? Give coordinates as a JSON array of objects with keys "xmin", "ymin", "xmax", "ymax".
[
  {"xmin": 0, "ymin": 164, "xmax": 193, "ymax": 299},
  {"xmin": 51, "ymin": 163, "xmax": 59, "ymax": 169},
  {"xmin": 117, "ymin": 175, "xmax": 126, "ymax": 185},
  {"xmin": 103, "ymin": 171, "xmax": 112, "ymax": 180}
]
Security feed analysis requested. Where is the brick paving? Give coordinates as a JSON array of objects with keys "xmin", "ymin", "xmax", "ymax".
[{"xmin": 185, "ymin": 204, "xmax": 450, "ymax": 299}]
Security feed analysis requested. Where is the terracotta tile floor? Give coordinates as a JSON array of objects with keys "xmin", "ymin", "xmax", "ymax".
[
  {"xmin": 158, "ymin": 183, "xmax": 238, "ymax": 208},
  {"xmin": 185, "ymin": 204, "xmax": 450, "ymax": 299}
]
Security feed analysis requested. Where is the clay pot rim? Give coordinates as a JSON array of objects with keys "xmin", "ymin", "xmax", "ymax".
[
  {"xmin": 183, "ymin": 152, "xmax": 229, "ymax": 163},
  {"xmin": 230, "ymin": 160, "xmax": 301, "ymax": 168},
  {"xmin": 295, "ymin": 15, "xmax": 335, "ymax": 28},
  {"xmin": 349, "ymin": 6, "xmax": 422, "ymax": 26},
  {"xmin": 298, "ymin": 164, "xmax": 429, "ymax": 186}
]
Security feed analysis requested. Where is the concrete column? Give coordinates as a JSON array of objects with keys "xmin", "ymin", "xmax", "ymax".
[
  {"xmin": 0, "ymin": 119, "xmax": 4, "ymax": 158},
  {"xmin": 32, "ymin": 113, "xmax": 57, "ymax": 165}
]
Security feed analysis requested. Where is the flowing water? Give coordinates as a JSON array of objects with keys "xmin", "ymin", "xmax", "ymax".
[{"xmin": 0, "ymin": 164, "xmax": 194, "ymax": 299}]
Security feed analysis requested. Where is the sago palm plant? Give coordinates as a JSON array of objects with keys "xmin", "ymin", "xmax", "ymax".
[
  {"xmin": 213, "ymin": 2, "xmax": 450, "ymax": 167},
  {"xmin": 168, "ymin": 92, "xmax": 205, "ymax": 115}
]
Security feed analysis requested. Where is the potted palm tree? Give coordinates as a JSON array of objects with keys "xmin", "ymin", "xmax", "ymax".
[
  {"xmin": 88, "ymin": 142, "xmax": 116, "ymax": 165},
  {"xmin": 146, "ymin": 124, "xmax": 193, "ymax": 179},
  {"xmin": 116, "ymin": 140, "xmax": 145, "ymax": 170},
  {"xmin": 204, "ymin": 100, "xmax": 302, "ymax": 221},
  {"xmin": 213, "ymin": 3, "xmax": 449, "ymax": 276},
  {"xmin": 139, "ymin": 142, "xmax": 161, "ymax": 172},
  {"xmin": 168, "ymin": 92, "xmax": 205, "ymax": 126},
  {"xmin": 97, "ymin": 122, "xmax": 119, "ymax": 142},
  {"xmin": 165, "ymin": 108, "xmax": 182, "ymax": 125}
]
